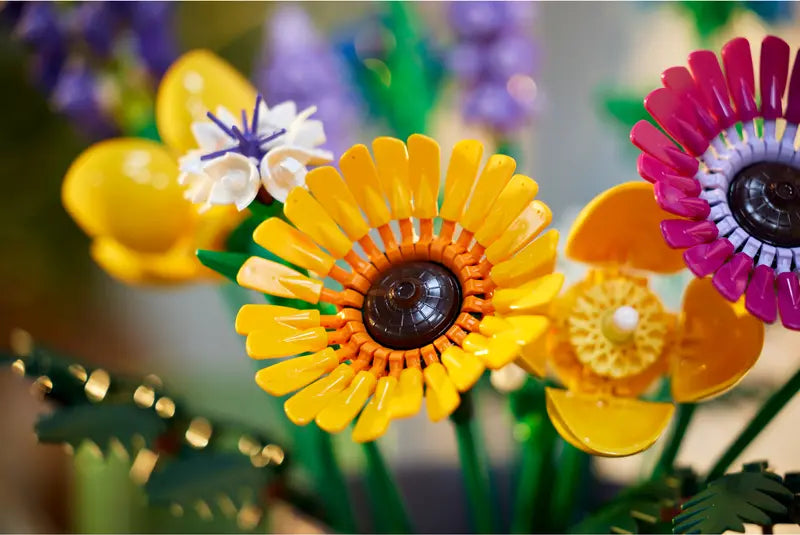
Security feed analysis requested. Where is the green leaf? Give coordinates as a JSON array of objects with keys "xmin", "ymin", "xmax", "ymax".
[
  {"xmin": 35, "ymin": 403, "xmax": 167, "ymax": 450},
  {"xmin": 677, "ymin": 1, "xmax": 739, "ymax": 41},
  {"xmin": 674, "ymin": 472, "xmax": 792, "ymax": 534},
  {"xmin": 597, "ymin": 88, "xmax": 651, "ymax": 134},
  {"xmin": 196, "ymin": 250, "xmax": 249, "ymax": 282}
]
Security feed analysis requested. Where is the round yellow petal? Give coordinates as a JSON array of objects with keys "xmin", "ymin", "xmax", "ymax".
[{"xmin": 90, "ymin": 237, "xmax": 200, "ymax": 285}]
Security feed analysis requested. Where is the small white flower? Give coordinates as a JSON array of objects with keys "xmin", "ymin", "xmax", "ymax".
[
  {"xmin": 490, "ymin": 363, "xmax": 528, "ymax": 393},
  {"xmin": 260, "ymin": 145, "xmax": 333, "ymax": 203},
  {"xmin": 178, "ymin": 152, "xmax": 260, "ymax": 213}
]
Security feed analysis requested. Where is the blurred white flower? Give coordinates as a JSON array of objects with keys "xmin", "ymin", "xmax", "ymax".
[{"xmin": 490, "ymin": 362, "xmax": 528, "ymax": 393}]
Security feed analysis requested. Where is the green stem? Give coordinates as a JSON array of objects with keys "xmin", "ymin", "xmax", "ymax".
[
  {"xmin": 450, "ymin": 390, "xmax": 498, "ymax": 534},
  {"xmin": 511, "ymin": 415, "xmax": 556, "ymax": 534},
  {"xmin": 309, "ymin": 429, "xmax": 359, "ymax": 533},
  {"xmin": 651, "ymin": 403, "xmax": 696, "ymax": 479},
  {"xmin": 362, "ymin": 441, "xmax": 414, "ymax": 533},
  {"xmin": 706, "ymin": 367, "xmax": 800, "ymax": 482},
  {"xmin": 548, "ymin": 441, "xmax": 590, "ymax": 532}
]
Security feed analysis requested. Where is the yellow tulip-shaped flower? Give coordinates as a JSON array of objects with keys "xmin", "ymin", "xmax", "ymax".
[
  {"xmin": 233, "ymin": 135, "xmax": 564, "ymax": 442},
  {"xmin": 544, "ymin": 182, "xmax": 764, "ymax": 457}
]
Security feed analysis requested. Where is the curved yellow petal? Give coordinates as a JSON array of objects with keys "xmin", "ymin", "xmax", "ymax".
[
  {"xmin": 490, "ymin": 229, "xmax": 559, "ymax": 288},
  {"xmin": 407, "ymin": 134, "xmax": 440, "ymax": 218},
  {"xmin": 424, "ymin": 362, "xmax": 461, "ymax": 422},
  {"xmin": 236, "ymin": 257, "xmax": 323, "ymax": 303},
  {"xmin": 306, "ymin": 167, "xmax": 370, "ymax": 241},
  {"xmin": 284, "ymin": 188, "xmax": 352, "ymax": 259},
  {"xmin": 284, "ymin": 364, "xmax": 355, "ymax": 425},
  {"xmin": 339, "ymin": 144, "xmax": 391, "ymax": 228},
  {"xmin": 253, "ymin": 218, "xmax": 335, "ymax": 276},
  {"xmin": 463, "ymin": 332, "xmax": 519, "ymax": 369},
  {"xmin": 441, "ymin": 346, "xmax": 486, "ymax": 391},
  {"xmin": 492, "ymin": 273, "xmax": 565, "ymax": 315},
  {"xmin": 63, "ymin": 138, "xmax": 191, "ymax": 254},
  {"xmin": 389, "ymin": 368, "xmax": 423, "ymax": 419},
  {"xmin": 474, "ymin": 175, "xmax": 538, "ymax": 247},
  {"xmin": 566, "ymin": 182, "xmax": 684, "ymax": 274},
  {"xmin": 440, "ymin": 140, "xmax": 483, "ymax": 222},
  {"xmin": 673, "ymin": 277, "xmax": 764, "ymax": 402},
  {"xmin": 90, "ymin": 237, "xmax": 199, "ymax": 285},
  {"xmin": 156, "ymin": 49, "xmax": 256, "ymax": 155},
  {"xmin": 477, "ymin": 315, "xmax": 550, "ymax": 375},
  {"xmin": 255, "ymin": 348, "xmax": 339, "ymax": 396},
  {"xmin": 316, "ymin": 371, "xmax": 377, "ymax": 433},
  {"xmin": 372, "ymin": 137, "xmax": 412, "ymax": 220},
  {"xmin": 460, "ymin": 155, "xmax": 516, "ymax": 232},
  {"xmin": 515, "ymin": 332, "xmax": 548, "ymax": 378},
  {"xmin": 235, "ymin": 304, "xmax": 320, "ymax": 334},
  {"xmin": 485, "ymin": 201, "xmax": 552, "ymax": 265},
  {"xmin": 353, "ymin": 376, "xmax": 397, "ymax": 443},
  {"xmin": 246, "ymin": 326, "xmax": 328, "ymax": 359},
  {"xmin": 545, "ymin": 388, "xmax": 674, "ymax": 457}
]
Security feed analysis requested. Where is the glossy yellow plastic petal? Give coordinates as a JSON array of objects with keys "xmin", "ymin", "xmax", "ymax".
[
  {"xmin": 353, "ymin": 376, "xmax": 397, "ymax": 443},
  {"xmin": 672, "ymin": 277, "xmax": 764, "ymax": 402},
  {"xmin": 515, "ymin": 332, "xmax": 548, "ymax": 378},
  {"xmin": 463, "ymin": 332, "xmax": 519, "ymax": 369},
  {"xmin": 490, "ymin": 229, "xmax": 559, "ymax": 288},
  {"xmin": 255, "ymin": 348, "xmax": 339, "ymax": 396},
  {"xmin": 423, "ymin": 362, "xmax": 461, "ymax": 422},
  {"xmin": 63, "ymin": 138, "xmax": 191, "ymax": 253},
  {"xmin": 90, "ymin": 237, "xmax": 199, "ymax": 285},
  {"xmin": 485, "ymin": 201, "xmax": 552, "ymax": 265},
  {"xmin": 460, "ymin": 155, "xmax": 516, "ymax": 232},
  {"xmin": 440, "ymin": 140, "xmax": 483, "ymax": 221},
  {"xmin": 545, "ymin": 388, "xmax": 674, "ymax": 457},
  {"xmin": 284, "ymin": 188, "xmax": 352, "ymax": 259},
  {"xmin": 441, "ymin": 346, "xmax": 485, "ymax": 392},
  {"xmin": 389, "ymin": 368, "xmax": 423, "ymax": 419},
  {"xmin": 474, "ymin": 175, "xmax": 538, "ymax": 246},
  {"xmin": 566, "ymin": 181, "xmax": 684, "ymax": 274},
  {"xmin": 253, "ymin": 218, "xmax": 335, "ymax": 276},
  {"xmin": 492, "ymin": 273, "xmax": 565, "ymax": 315},
  {"xmin": 407, "ymin": 134, "xmax": 440, "ymax": 218},
  {"xmin": 316, "ymin": 371, "xmax": 377, "ymax": 433},
  {"xmin": 372, "ymin": 137, "xmax": 412, "ymax": 220},
  {"xmin": 474, "ymin": 315, "xmax": 549, "ymax": 372},
  {"xmin": 503, "ymin": 315, "xmax": 551, "ymax": 346},
  {"xmin": 237, "ymin": 257, "xmax": 323, "ymax": 303},
  {"xmin": 246, "ymin": 326, "xmax": 328, "ymax": 359},
  {"xmin": 306, "ymin": 167, "xmax": 370, "ymax": 241},
  {"xmin": 339, "ymin": 144, "xmax": 391, "ymax": 228},
  {"xmin": 156, "ymin": 49, "xmax": 257, "ymax": 155},
  {"xmin": 284, "ymin": 364, "xmax": 355, "ymax": 425},
  {"xmin": 235, "ymin": 304, "xmax": 320, "ymax": 334}
]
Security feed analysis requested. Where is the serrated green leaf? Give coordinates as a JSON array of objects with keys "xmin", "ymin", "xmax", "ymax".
[
  {"xmin": 674, "ymin": 472, "xmax": 792, "ymax": 534},
  {"xmin": 35, "ymin": 403, "xmax": 167, "ymax": 450},
  {"xmin": 196, "ymin": 250, "xmax": 249, "ymax": 282}
]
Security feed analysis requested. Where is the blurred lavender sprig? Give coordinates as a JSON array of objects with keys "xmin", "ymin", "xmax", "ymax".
[
  {"xmin": 256, "ymin": 5, "xmax": 362, "ymax": 158},
  {"xmin": 447, "ymin": 1, "xmax": 541, "ymax": 134}
]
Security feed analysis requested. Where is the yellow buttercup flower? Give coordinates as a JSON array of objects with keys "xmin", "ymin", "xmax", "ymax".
[
  {"xmin": 62, "ymin": 50, "xmax": 257, "ymax": 284},
  {"xmin": 544, "ymin": 182, "xmax": 764, "ymax": 457},
  {"xmin": 234, "ymin": 135, "xmax": 564, "ymax": 442}
]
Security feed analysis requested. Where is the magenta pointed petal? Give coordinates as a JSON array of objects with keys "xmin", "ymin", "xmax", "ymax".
[
  {"xmin": 654, "ymin": 181, "xmax": 710, "ymax": 219},
  {"xmin": 745, "ymin": 264, "xmax": 778, "ymax": 323},
  {"xmin": 630, "ymin": 120, "xmax": 699, "ymax": 176},
  {"xmin": 722, "ymin": 38, "xmax": 758, "ymax": 123},
  {"xmin": 645, "ymin": 88, "xmax": 708, "ymax": 156},
  {"xmin": 759, "ymin": 36, "xmax": 790, "ymax": 120},
  {"xmin": 637, "ymin": 154, "xmax": 701, "ymax": 195},
  {"xmin": 712, "ymin": 252, "xmax": 754, "ymax": 301},
  {"xmin": 661, "ymin": 219, "xmax": 718, "ymax": 248},
  {"xmin": 661, "ymin": 174, "xmax": 702, "ymax": 196},
  {"xmin": 777, "ymin": 272, "xmax": 800, "ymax": 330},
  {"xmin": 662, "ymin": 66, "xmax": 720, "ymax": 140},
  {"xmin": 784, "ymin": 49, "xmax": 800, "ymax": 124},
  {"xmin": 684, "ymin": 238, "xmax": 735, "ymax": 277},
  {"xmin": 688, "ymin": 50, "xmax": 737, "ymax": 130}
]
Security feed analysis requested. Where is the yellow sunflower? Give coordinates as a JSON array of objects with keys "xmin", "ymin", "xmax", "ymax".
[
  {"xmin": 61, "ymin": 50, "xmax": 257, "ymax": 285},
  {"xmin": 544, "ymin": 182, "xmax": 765, "ymax": 457},
  {"xmin": 233, "ymin": 135, "xmax": 564, "ymax": 442}
]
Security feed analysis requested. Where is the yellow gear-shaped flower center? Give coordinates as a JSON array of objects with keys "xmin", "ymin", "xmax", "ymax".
[{"xmin": 567, "ymin": 278, "xmax": 668, "ymax": 379}]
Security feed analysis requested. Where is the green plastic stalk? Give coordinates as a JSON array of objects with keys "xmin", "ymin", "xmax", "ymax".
[
  {"xmin": 651, "ymin": 403, "xmax": 697, "ymax": 479},
  {"xmin": 362, "ymin": 440, "xmax": 414, "ymax": 533}
]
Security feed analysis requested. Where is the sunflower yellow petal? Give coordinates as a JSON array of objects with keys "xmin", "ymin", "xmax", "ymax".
[
  {"xmin": 316, "ymin": 371, "xmax": 378, "ymax": 433},
  {"xmin": 284, "ymin": 188, "xmax": 352, "ymax": 259},
  {"xmin": 306, "ymin": 167, "xmax": 370, "ymax": 241},
  {"xmin": 515, "ymin": 333, "xmax": 548, "ymax": 378},
  {"xmin": 485, "ymin": 200, "xmax": 552, "ymax": 264},
  {"xmin": 156, "ymin": 49, "xmax": 257, "ymax": 155},
  {"xmin": 284, "ymin": 364, "xmax": 355, "ymax": 425},
  {"xmin": 490, "ymin": 229, "xmax": 559, "ymax": 288},
  {"xmin": 424, "ymin": 362, "xmax": 461, "ymax": 422},
  {"xmin": 63, "ymin": 138, "xmax": 190, "ymax": 253},
  {"xmin": 492, "ymin": 273, "xmax": 565, "ymax": 315},
  {"xmin": 372, "ymin": 137, "xmax": 412, "ymax": 220},
  {"xmin": 441, "ymin": 346, "xmax": 485, "ymax": 392},
  {"xmin": 253, "ymin": 218, "xmax": 335, "ymax": 276},
  {"xmin": 246, "ymin": 326, "xmax": 328, "ymax": 359},
  {"xmin": 474, "ymin": 174, "xmax": 538, "ymax": 246},
  {"xmin": 236, "ymin": 304, "xmax": 320, "ymax": 334},
  {"xmin": 236, "ymin": 257, "xmax": 323, "ymax": 303},
  {"xmin": 545, "ymin": 388, "xmax": 674, "ymax": 457},
  {"xmin": 407, "ymin": 134, "xmax": 440, "ymax": 218},
  {"xmin": 462, "ymin": 332, "xmax": 519, "ymax": 370},
  {"xmin": 440, "ymin": 140, "xmax": 483, "ymax": 221},
  {"xmin": 339, "ymin": 144, "xmax": 391, "ymax": 228},
  {"xmin": 566, "ymin": 181, "xmax": 684, "ymax": 273},
  {"xmin": 673, "ymin": 277, "xmax": 764, "ymax": 402},
  {"xmin": 460, "ymin": 154, "xmax": 516, "ymax": 232},
  {"xmin": 389, "ymin": 368, "xmax": 423, "ymax": 419},
  {"xmin": 503, "ymin": 315, "xmax": 551, "ymax": 346},
  {"xmin": 255, "ymin": 348, "xmax": 339, "ymax": 396},
  {"xmin": 353, "ymin": 376, "xmax": 397, "ymax": 443},
  {"xmin": 90, "ymin": 237, "xmax": 199, "ymax": 285}
]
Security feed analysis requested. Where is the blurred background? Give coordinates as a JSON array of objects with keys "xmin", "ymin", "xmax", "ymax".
[{"xmin": 1, "ymin": 1, "xmax": 800, "ymax": 533}]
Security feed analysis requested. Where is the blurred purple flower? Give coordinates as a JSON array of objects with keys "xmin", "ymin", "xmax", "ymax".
[
  {"xmin": 129, "ymin": 1, "xmax": 179, "ymax": 77},
  {"xmin": 51, "ymin": 65, "xmax": 117, "ymax": 138}
]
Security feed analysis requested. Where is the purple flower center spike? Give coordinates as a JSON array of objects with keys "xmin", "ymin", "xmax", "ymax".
[{"xmin": 200, "ymin": 95, "xmax": 286, "ymax": 162}]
